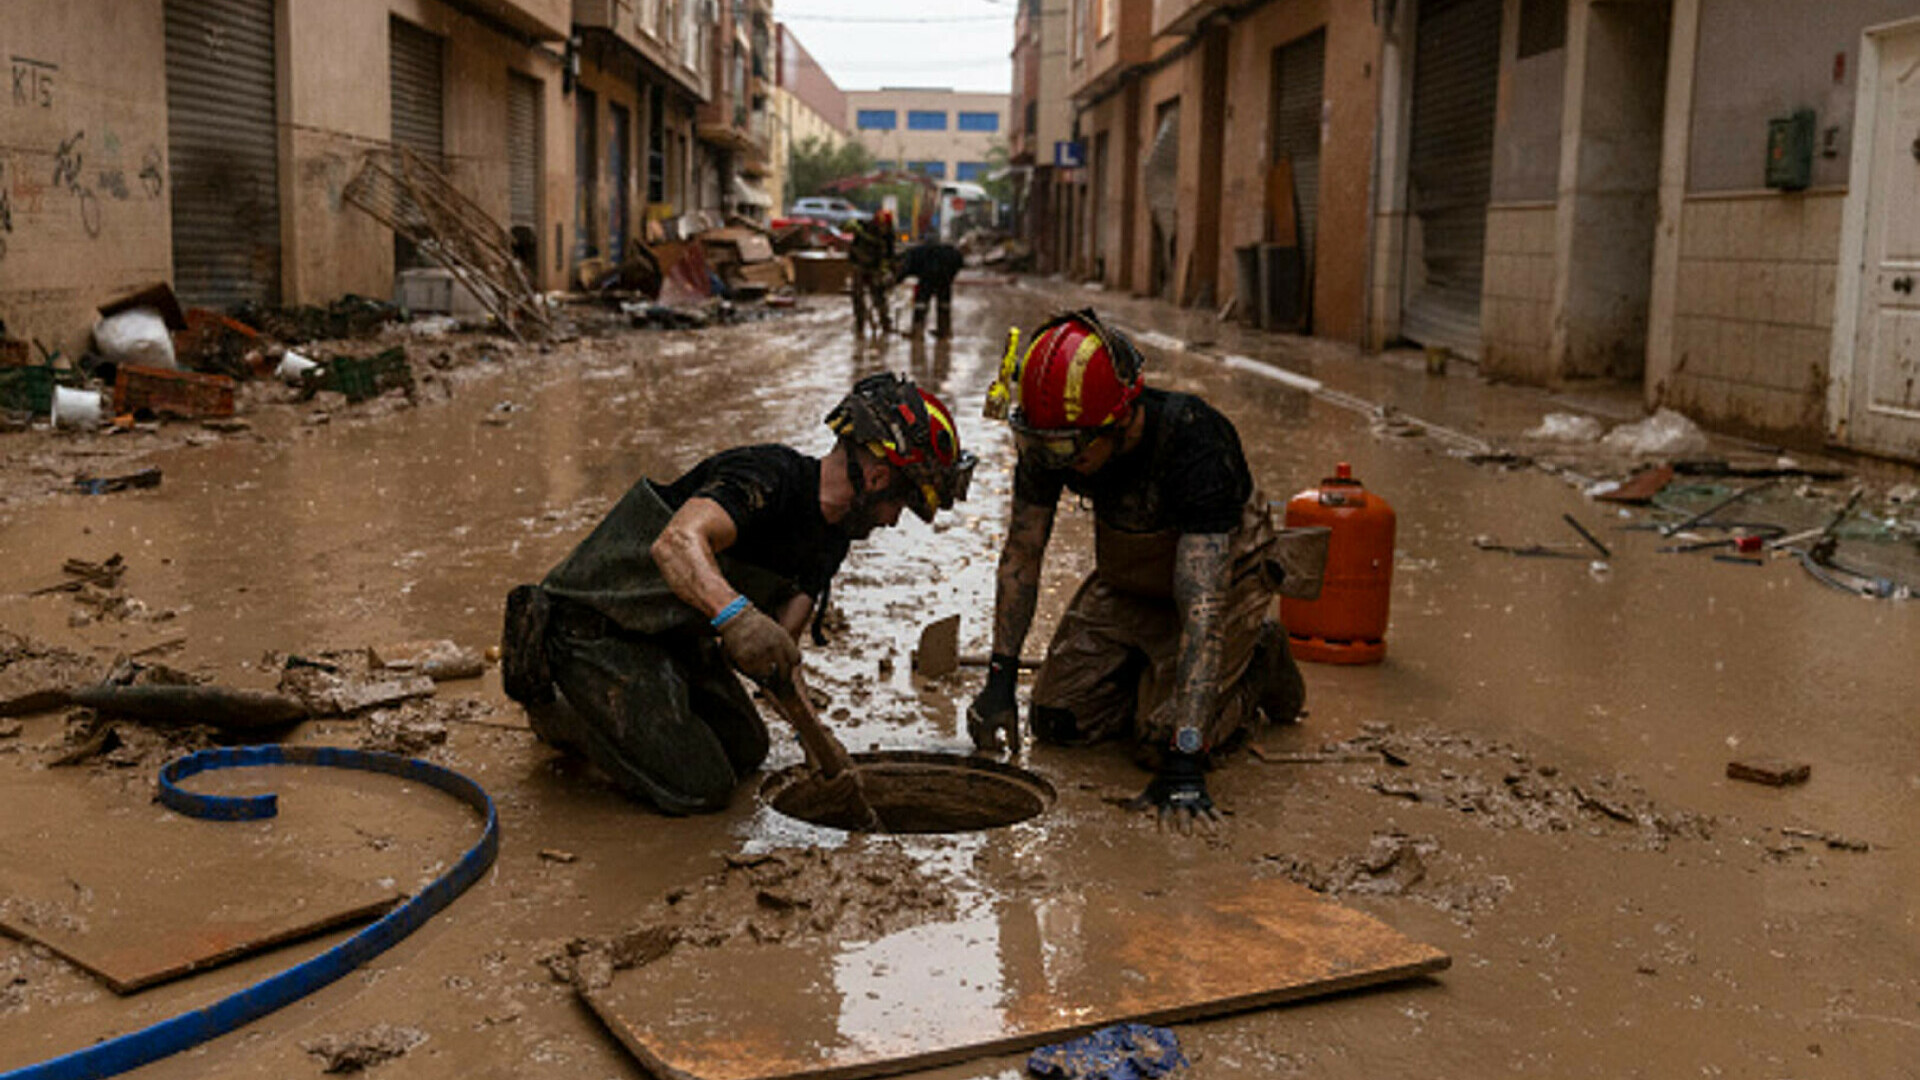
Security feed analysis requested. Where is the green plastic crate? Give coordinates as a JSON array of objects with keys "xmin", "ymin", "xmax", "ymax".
[
  {"xmin": 0, "ymin": 366, "xmax": 56, "ymax": 415},
  {"xmin": 305, "ymin": 347, "xmax": 414, "ymax": 404}
]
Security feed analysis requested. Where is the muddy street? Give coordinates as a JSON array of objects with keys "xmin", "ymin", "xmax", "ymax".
[{"xmin": 3, "ymin": 280, "xmax": 1919, "ymax": 1079}]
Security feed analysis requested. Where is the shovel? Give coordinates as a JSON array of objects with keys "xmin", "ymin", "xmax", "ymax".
[{"xmin": 766, "ymin": 670, "xmax": 887, "ymax": 833}]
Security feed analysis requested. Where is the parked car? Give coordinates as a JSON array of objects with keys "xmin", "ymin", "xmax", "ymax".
[{"xmin": 786, "ymin": 197, "xmax": 870, "ymax": 226}]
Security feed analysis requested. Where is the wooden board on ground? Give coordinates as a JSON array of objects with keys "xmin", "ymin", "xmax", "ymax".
[
  {"xmin": 583, "ymin": 876, "xmax": 1448, "ymax": 1080},
  {"xmin": 0, "ymin": 779, "xmax": 401, "ymax": 994}
]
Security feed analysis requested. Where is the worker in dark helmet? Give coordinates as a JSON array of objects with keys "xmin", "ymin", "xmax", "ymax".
[
  {"xmin": 968, "ymin": 309, "xmax": 1305, "ymax": 833},
  {"xmin": 895, "ymin": 237, "xmax": 965, "ymax": 339},
  {"xmin": 501, "ymin": 373, "xmax": 975, "ymax": 814},
  {"xmin": 847, "ymin": 210, "xmax": 897, "ymax": 338}
]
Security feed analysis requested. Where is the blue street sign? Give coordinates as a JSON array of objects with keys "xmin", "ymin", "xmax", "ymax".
[{"xmin": 1053, "ymin": 140, "xmax": 1085, "ymax": 169}]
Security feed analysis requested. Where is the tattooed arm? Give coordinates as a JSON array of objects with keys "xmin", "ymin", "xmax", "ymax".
[
  {"xmin": 1124, "ymin": 530, "xmax": 1234, "ymax": 832},
  {"xmin": 1168, "ymin": 532, "xmax": 1232, "ymax": 748},
  {"xmin": 989, "ymin": 496, "xmax": 1058, "ymax": 657}
]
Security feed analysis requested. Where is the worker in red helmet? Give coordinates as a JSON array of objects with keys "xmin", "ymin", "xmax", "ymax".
[
  {"xmin": 501, "ymin": 373, "xmax": 974, "ymax": 814},
  {"xmin": 969, "ymin": 309, "xmax": 1303, "ymax": 833},
  {"xmin": 847, "ymin": 211, "xmax": 897, "ymax": 338}
]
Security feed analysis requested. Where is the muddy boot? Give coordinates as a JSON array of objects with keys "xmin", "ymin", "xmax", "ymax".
[
  {"xmin": 909, "ymin": 302, "xmax": 928, "ymax": 338},
  {"xmin": 934, "ymin": 301, "xmax": 952, "ymax": 339},
  {"xmin": 500, "ymin": 584, "xmax": 555, "ymax": 705},
  {"xmin": 1253, "ymin": 619, "xmax": 1305, "ymax": 725},
  {"xmin": 851, "ymin": 288, "xmax": 868, "ymax": 337}
]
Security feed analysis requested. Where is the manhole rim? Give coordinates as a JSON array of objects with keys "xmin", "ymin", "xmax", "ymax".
[{"xmin": 757, "ymin": 750, "xmax": 1058, "ymax": 831}]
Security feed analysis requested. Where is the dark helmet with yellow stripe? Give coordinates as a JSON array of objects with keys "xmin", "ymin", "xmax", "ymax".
[{"xmin": 826, "ymin": 373, "xmax": 975, "ymax": 522}]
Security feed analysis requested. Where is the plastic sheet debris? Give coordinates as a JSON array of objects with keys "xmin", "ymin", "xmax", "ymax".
[
  {"xmin": 1528, "ymin": 412, "xmax": 1605, "ymax": 442},
  {"xmin": 93, "ymin": 308, "xmax": 178, "ymax": 370},
  {"xmin": 1027, "ymin": 1023, "xmax": 1187, "ymax": 1080},
  {"xmin": 73, "ymin": 467, "xmax": 162, "ymax": 495},
  {"xmin": 1600, "ymin": 408, "xmax": 1711, "ymax": 457}
]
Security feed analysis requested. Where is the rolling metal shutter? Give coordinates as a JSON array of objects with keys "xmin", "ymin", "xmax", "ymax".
[
  {"xmin": 1274, "ymin": 30, "xmax": 1325, "ymax": 262},
  {"xmin": 1402, "ymin": 0, "xmax": 1501, "ymax": 355},
  {"xmin": 507, "ymin": 72, "xmax": 540, "ymax": 230},
  {"xmin": 390, "ymin": 18, "xmax": 445, "ymax": 169},
  {"xmin": 164, "ymin": 0, "xmax": 280, "ymax": 309}
]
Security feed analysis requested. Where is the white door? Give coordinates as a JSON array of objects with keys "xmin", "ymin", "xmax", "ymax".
[{"xmin": 1851, "ymin": 24, "xmax": 1920, "ymax": 459}]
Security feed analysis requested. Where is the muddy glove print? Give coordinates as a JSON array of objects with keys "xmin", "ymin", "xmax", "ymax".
[
  {"xmin": 1128, "ymin": 749, "xmax": 1219, "ymax": 836},
  {"xmin": 966, "ymin": 653, "xmax": 1022, "ymax": 751},
  {"xmin": 718, "ymin": 605, "xmax": 800, "ymax": 687}
]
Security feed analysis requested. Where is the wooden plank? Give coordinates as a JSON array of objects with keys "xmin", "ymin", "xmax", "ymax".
[
  {"xmin": 583, "ymin": 876, "xmax": 1448, "ymax": 1080},
  {"xmin": 0, "ymin": 778, "xmax": 401, "ymax": 994}
]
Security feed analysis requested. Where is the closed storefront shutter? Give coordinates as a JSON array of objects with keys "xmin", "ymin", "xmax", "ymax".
[
  {"xmin": 508, "ymin": 72, "xmax": 540, "ymax": 231},
  {"xmin": 390, "ymin": 18, "xmax": 445, "ymax": 169},
  {"xmin": 1403, "ymin": 0, "xmax": 1501, "ymax": 355},
  {"xmin": 1274, "ymin": 30, "xmax": 1325, "ymax": 262},
  {"xmin": 164, "ymin": 0, "xmax": 280, "ymax": 309}
]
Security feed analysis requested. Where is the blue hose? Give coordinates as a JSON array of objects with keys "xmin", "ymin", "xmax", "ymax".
[{"xmin": 2, "ymin": 746, "xmax": 499, "ymax": 1080}]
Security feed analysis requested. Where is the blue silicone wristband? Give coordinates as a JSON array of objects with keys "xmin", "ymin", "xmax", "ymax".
[{"xmin": 710, "ymin": 595, "xmax": 750, "ymax": 629}]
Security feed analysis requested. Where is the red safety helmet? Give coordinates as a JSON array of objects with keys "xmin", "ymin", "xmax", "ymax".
[
  {"xmin": 826, "ymin": 373, "xmax": 976, "ymax": 521},
  {"xmin": 1011, "ymin": 309, "xmax": 1145, "ymax": 434}
]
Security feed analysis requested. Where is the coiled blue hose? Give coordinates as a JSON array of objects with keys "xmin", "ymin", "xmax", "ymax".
[{"xmin": 2, "ymin": 745, "xmax": 499, "ymax": 1080}]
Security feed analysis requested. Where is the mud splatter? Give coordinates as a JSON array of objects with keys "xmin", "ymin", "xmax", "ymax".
[
  {"xmin": 300, "ymin": 1023, "xmax": 427, "ymax": 1073},
  {"xmin": 544, "ymin": 846, "xmax": 956, "ymax": 991}
]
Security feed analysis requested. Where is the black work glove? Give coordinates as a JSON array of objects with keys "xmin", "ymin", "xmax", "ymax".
[
  {"xmin": 966, "ymin": 652, "xmax": 1021, "ymax": 752},
  {"xmin": 1127, "ymin": 750, "xmax": 1219, "ymax": 835}
]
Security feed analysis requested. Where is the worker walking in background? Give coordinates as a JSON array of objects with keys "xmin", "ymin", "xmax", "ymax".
[
  {"xmin": 501, "ymin": 374, "xmax": 974, "ymax": 814},
  {"xmin": 967, "ymin": 309, "xmax": 1304, "ymax": 833},
  {"xmin": 895, "ymin": 237, "xmax": 965, "ymax": 339},
  {"xmin": 848, "ymin": 210, "xmax": 897, "ymax": 338}
]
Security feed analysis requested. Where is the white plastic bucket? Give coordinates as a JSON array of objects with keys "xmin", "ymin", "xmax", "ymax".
[
  {"xmin": 275, "ymin": 351, "xmax": 319, "ymax": 384},
  {"xmin": 51, "ymin": 386, "xmax": 104, "ymax": 430}
]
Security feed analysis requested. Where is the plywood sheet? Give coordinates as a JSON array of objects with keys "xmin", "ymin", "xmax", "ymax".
[
  {"xmin": 584, "ymin": 876, "xmax": 1448, "ymax": 1080},
  {"xmin": 0, "ymin": 778, "xmax": 400, "ymax": 994}
]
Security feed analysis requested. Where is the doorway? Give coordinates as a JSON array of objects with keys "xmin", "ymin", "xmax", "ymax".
[{"xmin": 1835, "ymin": 17, "xmax": 1920, "ymax": 459}]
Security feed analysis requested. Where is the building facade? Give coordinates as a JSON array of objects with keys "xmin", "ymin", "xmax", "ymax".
[
  {"xmin": 845, "ymin": 88, "xmax": 1010, "ymax": 183},
  {"xmin": 0, "ymin": 0, "xmax": 731, "ymax": 354},
  {"xmin": 1031, "ymin": 0, "xmax": 1920, "ymax": 462},
  {"xmin": 768, "ymin": 23, "xmax": 849, "ymax": 214},
  {"xmin": 1010, "ymin": 0, "xmax": 1074, "ymax": 272}
]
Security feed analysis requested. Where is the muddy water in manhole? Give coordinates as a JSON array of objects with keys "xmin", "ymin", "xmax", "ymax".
[{"xmin": 763, "ymin": 752, "xmax": 1055, "ymax": 834}]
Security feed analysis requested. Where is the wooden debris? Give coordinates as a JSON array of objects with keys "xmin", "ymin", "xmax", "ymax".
[
  {"xmin": 1727, "ymin": 758, "xmax": 1811, "ymax": 787},
  {"xmin": 1779, "ymin": 826, "xmax": 1869, "ymax": 852},
  {"xmin": 342, "ymin": 148, "xmax": 555, "ymax": 342},
  {"xmin": 911, "ymin": 615, "xmax": 961, "ymax": 679},
  {"xmin": 539, "ymin": 849, "xmax": 579, "ymax": 864},
  {"xmin": 1248, "ymin": 744, "xmax": 1380, "ymax": 765}
]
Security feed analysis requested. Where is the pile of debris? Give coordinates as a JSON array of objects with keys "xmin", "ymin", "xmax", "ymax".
[{"xmin": 0, "ymin": 281, "xmax": 437, "ymax": 437}]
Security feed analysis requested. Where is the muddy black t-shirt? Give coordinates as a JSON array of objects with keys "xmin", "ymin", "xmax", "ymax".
[
  {"xmin": 1012, "ymin": 389, "xmax": 1251, "ymax": 535},
  {"xmin": 655, "ymin": 445, "xmax": 850, "ymax": 600}
]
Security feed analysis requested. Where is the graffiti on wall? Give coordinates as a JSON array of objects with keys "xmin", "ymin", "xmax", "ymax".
[
  {"xmin": 10, "ymin": 55, "xmax": 56, "ymax": 110},
  {"xmin": 52, "ymin": 130, "xmax": 100, "ymax": 238}
]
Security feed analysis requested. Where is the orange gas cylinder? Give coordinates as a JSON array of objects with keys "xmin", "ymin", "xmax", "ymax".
[{"xmin": 1281, "ymin": 462, "xmax": 1395, "ymax": 664}]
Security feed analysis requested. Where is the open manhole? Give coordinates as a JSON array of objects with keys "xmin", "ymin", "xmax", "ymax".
[{"xmin": 763, "ymin": 751, "xmax": 1055, "ymax": 834}]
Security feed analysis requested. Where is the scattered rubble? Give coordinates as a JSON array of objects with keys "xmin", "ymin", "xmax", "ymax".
[
  {"xmin": 1726, "ymin": 758, "xmax": 1811, "ymax": 787},
  {"xmin": 300, "ymin": 1023, "xmax": 427, "ymax": 1074},
  {"xmin": 541, "ymin": 847, "xmax": 956, "ymax": 991}
]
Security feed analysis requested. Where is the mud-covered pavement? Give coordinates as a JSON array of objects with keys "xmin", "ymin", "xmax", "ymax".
[{"xmin": 3, "ymin": 280, "xmax": 1919, "ymax": 1078}]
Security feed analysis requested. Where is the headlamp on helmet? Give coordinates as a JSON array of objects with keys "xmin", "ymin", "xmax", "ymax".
[{"xmin": 985, "ymin": 309, "xmax": 1145, "ymax": 453}]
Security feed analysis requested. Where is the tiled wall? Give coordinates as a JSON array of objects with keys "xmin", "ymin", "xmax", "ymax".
[
  {"xmin": 1480, "ymin": 204, "xmax": 1558, "ymax": 379},
  {"xmin": 1664, "ymin": 191, "xmax": 1842, "ymax": 440},
  {"xmin": 1370, "ymin": 210, "xmax": 1407, "ymax": 347}
]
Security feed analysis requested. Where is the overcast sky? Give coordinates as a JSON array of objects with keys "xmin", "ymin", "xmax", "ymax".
[{"xmin": 776, "ymin": 0, "xmax": 1017, "ymax": 95}]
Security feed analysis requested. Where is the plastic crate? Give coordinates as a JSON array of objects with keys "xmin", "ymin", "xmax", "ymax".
[
  {"xmin": 114, "ymin": 364, "xmax": 236, "ymax": 419},
  {"xmin": 305, "ymin": 347, "xmax": 413, "ymax": 403},
  {"xmin": 0, "ymin": 365, "xmax": 57, "ymax": 415}
]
